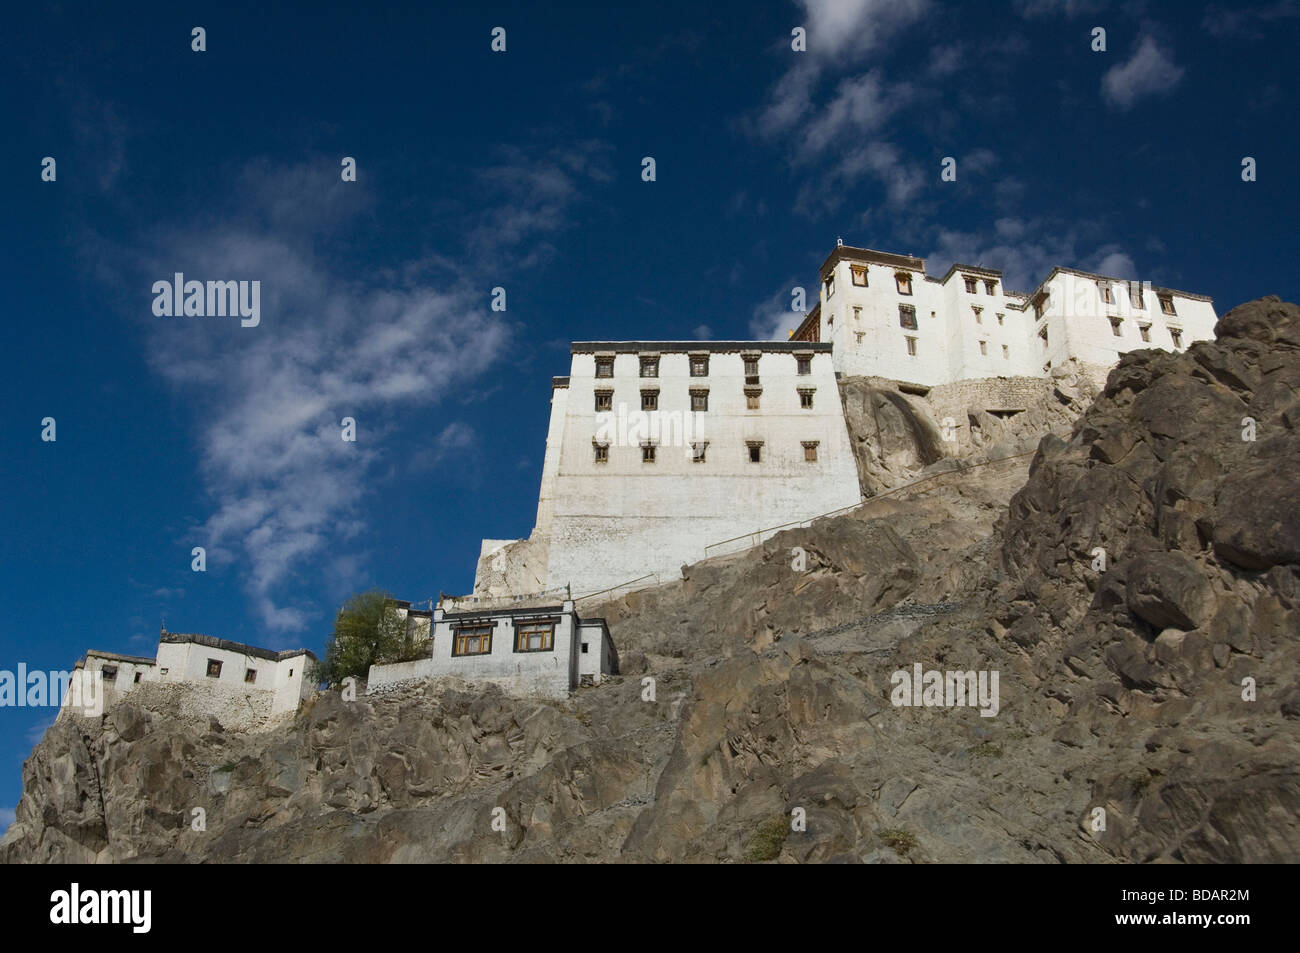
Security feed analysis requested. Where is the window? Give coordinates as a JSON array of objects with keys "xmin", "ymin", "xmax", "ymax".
[
  {"xmin": 595, "ymin": 358, "xmax": 614, "ymax": 378},
  {"xmin": 743, "ymin": 356, "xmax": 759, "ymax": 376},
  {"xmin": 134, "ymin": 671, "xmax": 142, "ymax": 683},
  {"xmin": 905, "ymin": 336, "xmax": 917, "ymax": 356},
  {"xmin": 639, "ymin": 356, "xmax": 659, "ymax": 378},
  {"xmin": 245, "ymin": 668, "xmax": 257, "ymax": 683},
  {"xmin": 973, "ymin": 306, "xmax": 983, "ymax": 324},
  {"xmin": 1098, "ymin": 282, "xmax": 1113, "ymax": 304},
  {"xmin": 641, "ymin": 442, "xmax": 657, "ymax": 463},
  {"xmin": 825, "ymin": 274, "xmax": 835, "ymax": 297},
  {"xmin": 641, "ymin": 390, "xmax": 658, "ymax": 411},
  {"xmin": 690, "ymin": 355, "xmax": 709, "ymax": 377},
  {"xmin": 827, "ymin": 313, "xmax": 833, "ymax": 326},
  {"xmin": 453, "ymin": 624, "xmax": 493, "ymax": 656},
  {"xmin": 747, "ymin": 441, "xmax": 763, "ymax": 463},
  {"xmin": 895, "ymin": 272, "xmax": 913, "ymax": 295},
  {"xmin": 1110, "ymin": 317, "xmax": 1123, "ymax": 337},
  {"xmin": 855, "ymin": 332, "xmax": 865, "ymax": 344},
  {"xmin": 593, "ymin": 442, "xmax": 609, "ymax": 463},
  {"xmin": 289, "ymin": 669, "xmax": 293, "ymax": 677},
  {"xmin": 160, "ymin": 668, "xmax": 169, "ymax": 675},
  {"xmin": 1160, "ymin": 294, "xmax": 1177, "ymax": 315},
  {"xmin": 514, "ymin": 620, "xmax": 555, "ymax": 652},
  {"xmin": 796, "ymin": 356, "xmax": 812, "ymax": 375},
  {"xmin": 979, "ymin": 340, "xmax": 987, "ymax": 356},
  {"xmin": 1170, "ymin": 328, "xmax": 1183, "ymax": 349},
  {"xmin": 851, "ymin": 265, "xmax": 868, "ymax": 286},
  {"xmin": 1130, "ymin": 284, "xmax": 1145, "ymax": 309},
  {"xmin": 102, "ymin": 666, "xmax": 118, "ymax": 682},
  {"xmin": 595, "ymin": 390, "xmax": 612, "ymax": 412},
  {"xmin": 690, "ymin": 389, "xmax": 709, "ymax": 412},
  {"xmin": 798, "ymin": 388, "xmax": 815, "ymax": 409},
  {"xmin": 1139, "ymin": 323, "xmax": 1151, "ymax": 342},
  {"xmin": 745, "ymin": 389, "xmax": 761, "ymax": 410},
  {"xmin": 984, "ymin": 279, "xmax": 997, "ymax": 295},
  {"xmin": 1002, "ymin": 344, "xmax": 1009, "ymax": 360},
  {"xmin": 852, "ymin": 306, "xmax": 862, "ymax": 322},
  {"xmin": 691, "ymin": 442, "xmax": 708, "ymax": 463},
  {"xmin": 1039, "ymin": 326, "xmax": 1049, "ymax": 349},
  {"xmin": 963, "ymin": 276, "xmax": 978, "ymax": 293},
  {"xmin": 1036, "ymin": 294, "xmax": 1050, "ymax": 319},
  {"xmin": 581, "ymin": 642, "xmax": 589, "ymax": 654},
  {"xmin": 802, "ymin": 441, "xmax": 819, "ymax": 462},
  {"xmin": 206, "ymin": 659, "xmax": 223, "ymax": 678},
  {"xmin": 899, "ymin": 304, "xmax": 917, "ymax": 330},
  {"xmin": 996, "ymin": 312, "xmax": 1004, "ymax": 326}
]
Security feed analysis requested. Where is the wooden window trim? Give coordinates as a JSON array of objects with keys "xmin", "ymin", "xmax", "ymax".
[
  {"xmin": 513, "ymin": 618, "xmax": 558, "ymax": 653},
  {"xmin": 452, "ymin": 624, "xmax": 494, "ymax": 657}
]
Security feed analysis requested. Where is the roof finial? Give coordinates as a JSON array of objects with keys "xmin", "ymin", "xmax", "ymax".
[{"xmin": 836, "ymin": 235, "xmax": 844, "ymax": 246}]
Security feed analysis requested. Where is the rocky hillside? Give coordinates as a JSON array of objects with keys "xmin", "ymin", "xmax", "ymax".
[{"xmin": 4, "ymin": 297, "xmax": 1297, "ymax": 863}]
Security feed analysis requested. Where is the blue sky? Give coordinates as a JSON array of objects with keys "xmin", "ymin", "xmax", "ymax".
[{"xmin": 2, "ymin": 0, "xmax": 1298, "ymax": 819}]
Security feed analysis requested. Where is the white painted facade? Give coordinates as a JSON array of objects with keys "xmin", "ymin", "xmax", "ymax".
[
  {"xmin": 796, "ymin": 245, "xmax": 1217, "ymax": 387},
  {"xmin": 64, "ymin": 631, "xmax": 318, "ymax": 722},
  {"xmin": 474, "ymin": 342, "xmax": 863, "ymax": 598},
  {"xmin": 367, "ymin": 600, "xmax": 616, "ymax": 699}
]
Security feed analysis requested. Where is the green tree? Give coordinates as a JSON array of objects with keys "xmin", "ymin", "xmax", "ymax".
[{"xmin": 312, "ymin": 590, "xmax": 427, "ymax": 687}]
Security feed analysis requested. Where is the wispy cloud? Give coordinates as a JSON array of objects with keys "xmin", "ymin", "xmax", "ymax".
[
  {"xmin": 925, "ymin": 218, "xmax": 1140, "ymax": 291},
  {"xmin": 82, "ymin": 145, "xmax": 604, "ymax": 635},
  {"xmin": 1013, "ymin": 0, "xmax": 1109, "ymax": 18},
  {"xmin": 748, "ymin": 280, "xmax": 805, "ymax": 341},
  {"xmin": 0, "ymin": 807, "xmax": 14, "ymax": 830},
  {"xmin": 1202, "ymin": 2, "xmax": 1300, "ymax": 39},
  {"xmin": 1102, "ymin": 36, "xmax": 1185, "ymax": 109}
]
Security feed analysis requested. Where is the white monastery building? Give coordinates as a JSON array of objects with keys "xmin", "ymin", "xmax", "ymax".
[
  {"xmin": 368, "ymin": 599, "xmax": 616, "ymax": 699},
  {"xmin": 64, "ymin": 630, "xmax": 318, "ymax": 726},
  {"xmin": 470, "ymin": 241, "xmax": 1218, "ymax": 603},
  {"xmin": 475, "ymin": 341, "xmax": 863, "ymax": 599},
  {"xmin": 792, "ymin": 243, "xmax": 1218, "ymax": 385}
]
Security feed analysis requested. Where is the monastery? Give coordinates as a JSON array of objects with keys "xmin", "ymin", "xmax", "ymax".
[{"xmin": 471, "ymin": 241, "xmax": 1218, "ymax": 601}]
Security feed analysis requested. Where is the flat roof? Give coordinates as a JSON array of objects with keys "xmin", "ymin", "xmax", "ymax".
[
  {"xmin": 939, "ymin": 262, "xmax": 1004, "ymax": 283},
  {"xmin": 819, "ymin": 244, "xmax": 926, "ymax": 278},
  {"xmin": 571, "ymin": 341, "xmax": 832, "ymax": 354},
  {"xmin": 83, "ymin": 650, "xmax": 157, "ymax": 666},
  {"xmin": 439, "ymin": 604, "xmax": 567, "ymax": 622},
  {"xmin": 1030, "ymin": 266, "xmax": 1214, "ymax": 304},
  {"xmin": 160, "ymin": 630, "xmax": 317, "ymax": 663}
]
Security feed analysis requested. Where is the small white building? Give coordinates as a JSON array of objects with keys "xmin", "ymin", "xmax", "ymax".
[
  {"xmin": 65, "ymin": 630, "xmax": 318, "ymax": 723},
  {"xmin": 367, "ymin": 599, "xmax": 616, "ymax": 699}
]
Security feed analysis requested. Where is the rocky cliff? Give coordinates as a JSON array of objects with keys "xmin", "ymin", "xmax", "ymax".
[{"xmin": 4, "ymin": 297, "xmax": 1297, "ymax": 863}]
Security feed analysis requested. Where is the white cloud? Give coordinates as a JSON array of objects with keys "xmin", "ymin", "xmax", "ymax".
[
  {"xmin": 1102, "ymin": 36, "xmax": 1185, "ymax": 109},
  {"xmin": 926, "ymin": 219, "xmax": 1140, "ymax": 292},
  {"xmin": 1202, "ymin": 2, "xmax": 1300, "ymax": 39},
  {"xmin": 748, "ymin": 281, "xmax": 805, "ymax": 341},
  {"xmin": 114, "ymin": 152, "xmax": 602, "ymax": 635},
  {"xmin": 693, "ymin": 324, "xmax": 713, "ymax": 338},
  {"xmin": 1013, "ymin": 0, "xmax": 1108, "ymax": 17},
  {"xmin": 796, "ymin": 0, "xmax": 931, "ymax": 61},
  {"xmin": 0, "ymin": 807, "xmax": 14, "ymax": 830},
  {"xmin": 800, "ymin": 72, "xmax": 910, "ymax": 155}
]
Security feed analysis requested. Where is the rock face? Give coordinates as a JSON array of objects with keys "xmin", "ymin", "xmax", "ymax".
[{"xmin": 3, "ymin": 297, "xmax": 1298, "ymax": 864}]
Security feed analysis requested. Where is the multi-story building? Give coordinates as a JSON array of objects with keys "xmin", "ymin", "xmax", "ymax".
[
  {"xmin": 472, "ymin": 242, "xmax": 1219, "ymax": 601},
  {"xmin": 792, "ymin": 243, "xmax": 1217, "ymax": 387},
  {"xmin": 474, "ymin": 341, "xmax": 863, "ymax": 598}
]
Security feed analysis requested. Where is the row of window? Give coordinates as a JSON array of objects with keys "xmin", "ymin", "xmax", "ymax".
[
  {"xmin": 593, "ymin": 440, "xmax": 821, "ymax": 464},
  {"xmin": 452, "ymin": 618, "xmax": 562, "ymax": 656},
  {"xmin": 595, "ymin": 387, "xmax": 815, "ymax": 412},
  {"xmin": 828, "ymin": 268, "xmax": 1000, "ymax": 297},
  {"xmin": 1105, "ymin": 317, "xmax": 1184, "ymax": 347},
  {"xmin": 596, "ymin": 355, "xmax": 813, "ymax": 379},
  {"xmin": 1037, "ymin": 289, "xmax": 1178, "ymax": 319}
]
